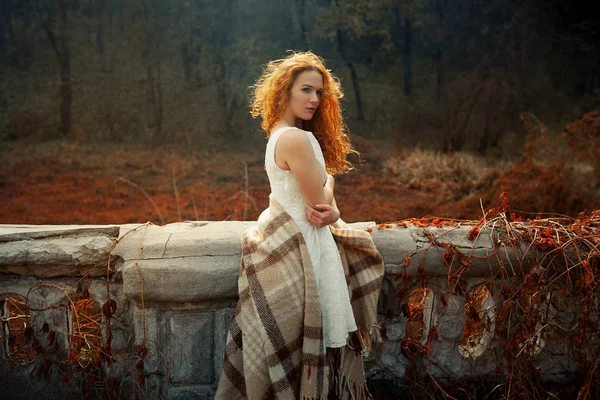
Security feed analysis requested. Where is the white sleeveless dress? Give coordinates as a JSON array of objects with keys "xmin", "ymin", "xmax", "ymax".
[{"xmin": 265, "ymin": 126, "xmax": 357, "ymax": 348}]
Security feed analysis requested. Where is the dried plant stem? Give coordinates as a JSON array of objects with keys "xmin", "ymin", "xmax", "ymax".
[
  {"xmin": 427, "ymin": 369, "xmax": 458, "ymax": 400},
  {"xmin": 0, "ymin": 315, "xmax": 29, "ymax": 322},
  {"xmin": 172, "ymin": 169, "xmax": 182, "ymax": 221},
  {"xmin": 191, "ymin": 192, "xmax": 199, "ymax": 221},
  {"xmin": 243, "ymin": 160, "xmax": 249, "ymax": 220},
  {"xmin": 135, "ymin": 224, "xmax": 148, "ymax": 344},
  {"xmin": 118, "ymin": 176, "xmax": 166, "ymax": 225},
  {"xmin": 204, "ymin": 187, "xmax": 208, "ymax": 220}
]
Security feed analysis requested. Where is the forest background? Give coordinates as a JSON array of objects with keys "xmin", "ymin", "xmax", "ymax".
[{"xmin": 1, "ymin": 0, "xmax": 599, "ymax": 225}]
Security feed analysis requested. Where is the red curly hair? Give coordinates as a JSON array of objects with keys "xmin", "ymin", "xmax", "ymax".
[{"xmin": 250, "ymin": 51, "xmax": 356, "ymax": 175}]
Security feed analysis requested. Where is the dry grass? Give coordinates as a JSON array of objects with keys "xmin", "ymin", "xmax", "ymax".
[{"xmin": 383, "ymin": 148, "xmax": 508, "ymax": 202}]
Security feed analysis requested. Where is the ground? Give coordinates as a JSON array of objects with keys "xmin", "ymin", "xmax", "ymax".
[
  {"xmin": 0, "ymin": 136, "xmax": 596, "ymax": 225},
  {"xmin": 0, "ymin": 138, "xmax": 426, "ymax": 225}
]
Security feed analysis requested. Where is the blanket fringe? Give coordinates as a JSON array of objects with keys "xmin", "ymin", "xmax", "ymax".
[
  {"xmin": 301, "ymin": 395, "xmax": 329, "ymax": 400},
  {"xmin": 327, "ymin": 341, "xmax": 374, "ymax": 400},
  {"xmin": 369, "ymin": 323, "xmax": 383, "ymax": 345},
  {"xmin": 329, "ymin": 375, "xmax": 372, "ymax": 400},
  {"xmin": 349, "ymin": 326, "xmax": 382, "ymax": 357}
]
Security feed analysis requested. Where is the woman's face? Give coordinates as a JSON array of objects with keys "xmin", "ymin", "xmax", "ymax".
[{"xmin": 284, "ymin": 69, "xmax": 323, "ymax": 123}]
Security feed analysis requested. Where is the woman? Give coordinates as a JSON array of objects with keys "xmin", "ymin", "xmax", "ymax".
[{"xmin": 216, "ymin": 52, "xmax": 383, "ymax": 400}]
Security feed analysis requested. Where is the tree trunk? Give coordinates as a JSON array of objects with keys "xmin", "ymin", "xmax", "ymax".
[
  {"xmin": 180, "ymin": 13, "xmax": 200, "ymax": 84},
  {"xmin": 7, "ymin": 6, "xmax": 15, "ymax": 43},
  {"xmin": 145, "ymin": 63, "xmax": 163, "ymax": 140},
  {"xmin": 43, "ymin": 0, "xmax": 72, "ymax": 136},
  {"xmin": 119, "ymin": 0, "xmax": 125, "ymax": 31},
  {"xmin": 290, "ymin": 0, "xmax": 308, "ymax": 51},
  {"xmin": 298, "ymin": 0, "xmax": 308, "ymax": 51},
  {"xmin": 209, "ymin": 0, "xmax": 239, "ymax": 136},
  {"xmin": 20, "ymin": 5, "xmax": 33, "ymax": 70},
  {"xmin": 140, "ymin": 0, "xmax": 164, "ymax": 140},
  {"xmin": 403, "ymin": 16, "xmax": 412, "ymax": 96},
  {"xmin": 585, "ymin": 73, "xmax": 600, "ymax": 97},
  {"xmin": 433, "ymin": 0, "xmax": 446, "ymax": 102},
  {"xmin": 347, "ymin": 61, "xmax": 364, "ymax": 121},
  {"xmin": 213, "ymin": 53, "xmax": 235, "ymax": 134},
  {"xmin": 449, "ymin": 88, "xmax": 482, "ymax": 152},
  {"xmin": 478, "ymin": 125, "xmax": 503, "ymax": 155},
  {"xmin": 59, "ymin": 51, "xmax": 72, "ymax": 137},
  {"xmin": 336, "ymin": 27, "xmax": 364, "ymax": 121},
  {"xmin": 477, "ymin": 80, "xmax": 509, "ymax": 154},
  {"xmin": 96, "ymin": 0, "xmax": 104, "ymax": 55},
  {"xmin": 392, "ymin": 6, "xmax": 402, "ymax": 56},
  {"xmin": 0, "ymin": 7, "xmax": 7, "ymax": 52},
  {"xmin": 182, "ymin": 42, "xmax": 192, "ymax": 82},
  {"xmin": 435, "ymin": 48, "xmax": 444, "ymax": 102},
  {"xmin": 58, "ymin": 0, "xmax": 72, "ymax": 136},
  {"xmin": 155, "ymin": 61, "xmax": 163, "ymax": 138}
]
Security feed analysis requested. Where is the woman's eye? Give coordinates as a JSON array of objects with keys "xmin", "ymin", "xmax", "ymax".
[
  {"xmin": 303, "ymin": 88, "xmax": 310, "ymax": 93},
  {"xmin": 317, "ymin": 90, "xmax": 323, "ymax": 97}
]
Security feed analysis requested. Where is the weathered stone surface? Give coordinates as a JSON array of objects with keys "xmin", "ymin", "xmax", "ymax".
[
  {"xmin": 0, "ymin": 225, "xmax": 117, "ymax": 277},
  {"xmin": 168, "ymin": 311, "xmax": 214, "ymax": 384},
  {"xmin": 369, "ymin": 227, "xmax": 416, "ymax": 271},
  {"xmin": 0, "ymin": 277, "xmax": 74, "ymax": 306},
  {"xmin": 121, "ymin": 256, "xmax": 240, "ymax": 302},
  {"xmin": 428, "ymin": 340, "xmax": 473, "ymax": 378},
  {"xmin": 113, "ymin": 221, "xmax": 254, "ymax": 261},
  {"xmin": 437, "ymin": 314, "xmax": 466, "ymax": 341},
  {"xmin": 366, "ymin": 340, "xmax": 408, "ymax": 379},
  {"xmin": 169, "ymin": 386, "xmax": 215, "ymax": 400},
  {"xmin": 537, "ymin": 345, "xmax": 577, "ymax": 382},
  {"xmin": 384, "ymin": 316, "xmax": 406, "ymax": 341},
  {"xmin": 0, "ymin": 225, "xmax": 119, "ymax": 242},
  {"xmin": 214, "ymin": 308, "xmax": 234, "ymax": 382},
  {"xmin": 31, "ymin": 305, "xmax": 71, "ymax": 359},
  {"xmin": 371, "ymin": 225, "xmax": 537, "ymax": 277},
  {"xmin": 131, "ymin": 302, "xmax": 161, "ymax": 374}
]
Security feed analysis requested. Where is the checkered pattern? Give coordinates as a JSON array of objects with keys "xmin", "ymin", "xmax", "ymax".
[{"xmin": 216, "ymin": 198, "xmax": 383, "ymax": 400}]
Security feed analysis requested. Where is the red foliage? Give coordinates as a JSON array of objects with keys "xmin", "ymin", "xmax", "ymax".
[
  {"xmin": 136, "ymin": 343, "xmax": 148, "ymax": 358},
  {"xmin": 102, "ymin": 299, "xmax": 117, "ymax": 318},
  {"xmin": 468, "ymin": 226, "xmax": 479, "ymax": 241},
  {"xmin": 46, "ymin": 330, "xmax": 56, "ymax": 346},
  {"xmin": 439, "ymin": 294, "xmax": 447, "ymax": 307}
]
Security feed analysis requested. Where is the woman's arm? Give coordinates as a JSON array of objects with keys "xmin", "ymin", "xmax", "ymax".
[
  {"xmin": 275, "ymin": 129, "xmax": 330, "ymax": 207},
  {"xmin": 275, "ymin": 130, "xmax": 340, "ymax": 227},
  {"xmin": 306, "ymin": 196, "xmax": 340, "ymax": 228}
]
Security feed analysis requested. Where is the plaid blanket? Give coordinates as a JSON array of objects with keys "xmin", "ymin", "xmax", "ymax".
[{"xmin": 216, "ymin": 198, "xmax": 384, "ymax": 400}]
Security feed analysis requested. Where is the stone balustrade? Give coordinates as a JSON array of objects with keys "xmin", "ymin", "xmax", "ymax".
[{"xmin": 0, "ymin": 220, "xmax": 591, "ymax": 398}]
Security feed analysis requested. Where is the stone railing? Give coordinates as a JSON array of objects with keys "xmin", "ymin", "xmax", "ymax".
[{"xmin": 0, "ymin": 220, "xmax": 591, "ymax": 398}]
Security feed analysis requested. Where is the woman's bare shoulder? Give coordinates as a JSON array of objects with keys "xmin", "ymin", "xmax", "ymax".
[
  {"xmin": 277, "ymin": 128, "xmax": 311, "ymax": 148},
  {"xmin": 275, "ymin": 128, "xmax": 316, "ymax": 167}
]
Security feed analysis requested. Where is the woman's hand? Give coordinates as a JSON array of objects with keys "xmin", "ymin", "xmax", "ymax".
[{"xmin": 306, "ymin": 203, "xmax": 340, "ymax": 228}]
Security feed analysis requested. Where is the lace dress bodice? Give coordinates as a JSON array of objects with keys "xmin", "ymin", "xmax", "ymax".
[{"xmin": 265, "ymin": 127, "xmax": 357, "ymax": 348}]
